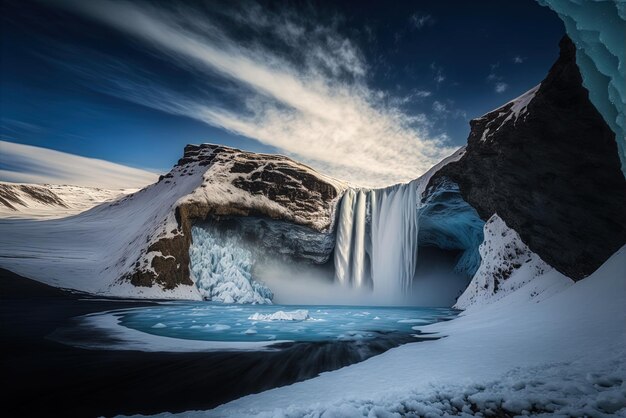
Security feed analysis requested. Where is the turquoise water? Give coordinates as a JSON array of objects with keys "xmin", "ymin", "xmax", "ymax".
[{"xmin": 119, "ymin": 303, "xmax": 458, "ymax": 343}]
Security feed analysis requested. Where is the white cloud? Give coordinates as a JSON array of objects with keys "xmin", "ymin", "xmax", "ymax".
[
  {"xmin": 513, "ymin": 55, "xmax": 525, "ymax": 64},
  {"xmin": 57, "ymin": 0, "xmax": 456, "ymax": 187},
  {"xmin": 432, "ymin": 101, "xmax": 447, "ymax": 113},
  {"xmin": 495, "ymin": 82, "xmax": 508, "ymax": 93},
  {"xmin": 430, "ymin": 63, "xmax": 446, "ymax": 85},
  {"xmin": 409, "ymin": 13, "xmax": 435, "ymax": 30},
  {"xmin": 0, "ymin": 140, "xmax": 158, "ymax": 188}
]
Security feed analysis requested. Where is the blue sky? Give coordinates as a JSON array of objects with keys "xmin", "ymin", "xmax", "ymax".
[{"xmin": 1, "ymin": 0, "xmax": 564, "ymax": 186}]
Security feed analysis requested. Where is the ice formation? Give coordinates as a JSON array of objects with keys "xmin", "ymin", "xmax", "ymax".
[
  {"xmin": 189, "ymin": 227, "xmax": 273, "ymax": 304},
  {"xmin": 418, "ymin": 180, "xmax": 484, "ymax": 277},
  {"xmin": 334, "ymin": 181, "xmax": 420, "ymax": 300},
  {"xmin": 248, "ymin": 310, "xmax": 310, "ymax": 321},
  {"xmin": 539, "ymin": 0, "xmax": 626, "ymax": 175}
]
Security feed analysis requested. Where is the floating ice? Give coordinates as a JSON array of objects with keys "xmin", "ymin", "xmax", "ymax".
[
  {"xmin": 117, "ymin": 303, "xmax": 458, "ymax": 343},
  {"xmin": 248, "ymin": 310, "xmax": 310, "ymax": 322}
]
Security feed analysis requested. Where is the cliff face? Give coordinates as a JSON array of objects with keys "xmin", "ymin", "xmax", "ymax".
[
  {"xmin": 125, "ymin": 144, "xmax": 346, "ymax": 290},
  {"xmin": 427, "ymin": 36, "xmax": 626, "ymax": 281}
]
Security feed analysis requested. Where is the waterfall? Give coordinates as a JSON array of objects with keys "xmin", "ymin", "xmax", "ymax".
[{"xmin": 333, "ymin": 180, "xmax": 421, "ymax": 300}]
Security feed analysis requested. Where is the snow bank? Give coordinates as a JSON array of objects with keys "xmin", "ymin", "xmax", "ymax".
[
  {"xmin": 248, "ymin": 310, "xmax": 310, "ymax": 321},
  {"xmin": 174, "ymin": 245, "xmax": 625, "ymax": 417},
  {"xmin": 455, "ymin": 214, "xmax": 571, "ymax": 310}
]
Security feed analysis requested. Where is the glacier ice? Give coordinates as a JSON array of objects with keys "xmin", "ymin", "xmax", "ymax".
[
  {"xmin": 189, "ymin": 226, "xmax": 273, "ymax": 304},
  {"xmin": 418, "ymin": 179, "xmax": 484, "ymax": 277},
  {"xmin": 539, "ymin": 0, "xmax": 626, "ymax": 176}
]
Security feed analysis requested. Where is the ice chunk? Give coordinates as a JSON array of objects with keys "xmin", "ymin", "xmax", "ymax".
[{"xmin": 248, "ymin": 309, "xmax": 310, "ymax": 322}]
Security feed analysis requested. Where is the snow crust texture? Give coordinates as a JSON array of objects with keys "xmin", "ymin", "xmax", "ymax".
[
  {"xmin": 539, "ymin": 0, "xmax": 626, "ymax": 176},
  {"xmin": 454, "ymin": 215, "xmax": 558, "ymax": 310}
]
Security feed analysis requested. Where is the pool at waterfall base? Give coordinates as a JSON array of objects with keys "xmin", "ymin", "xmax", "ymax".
[{"xmin": 64, "ymin": 303, "xmax": 459, "ymax": 351}]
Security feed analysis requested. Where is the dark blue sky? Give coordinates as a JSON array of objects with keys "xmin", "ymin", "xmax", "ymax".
[{"xmin": 1, "ymin": 0, "xmax": 564, "ymax": 184}]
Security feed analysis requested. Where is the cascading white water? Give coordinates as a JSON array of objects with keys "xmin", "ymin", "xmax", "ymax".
[{"xmin": 333, "ymin": 180, "xmax": 421, "ymax": 301}]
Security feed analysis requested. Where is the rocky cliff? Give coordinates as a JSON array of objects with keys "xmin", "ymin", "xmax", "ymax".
[
  {"xmin": 125, "ymin": 144, "xmax": 347, "ymax": 290},
  {"xmin": 427, "ymin": 36, "xmax": 626, "ymax": 281}
]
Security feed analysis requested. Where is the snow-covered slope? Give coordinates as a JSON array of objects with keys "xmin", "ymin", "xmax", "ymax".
[
  {"xmin": 180, "ymin": 246, "xmax": 626, "ymax": 417},
  {"xmin": 0, "ymin": 144, "xmax": 346, "ymax": 298},
  {"xmin": 0, "ymin": 182, "xmax": 134, "ymax": 219},
  {"xmin": 454, "ymin": 214, "xmax": 570, "ymax": 310}
]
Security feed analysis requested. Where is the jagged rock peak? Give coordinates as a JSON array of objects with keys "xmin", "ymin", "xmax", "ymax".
[{"xmin": 427, "ymin": 35, "xmax": 626, "ymax": 281}]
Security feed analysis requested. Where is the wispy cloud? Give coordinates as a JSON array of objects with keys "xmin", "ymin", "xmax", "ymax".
[
  {"xmin": 55, "ymin": 0, "xmax": 456, "ymax": 187},
  {"xmin": 486, "ymin": 62, "xmax": 508, "ymax": 94},
  {"xmin": 0, "ymin": 140, "xmax": 158, "ymax": 188},
  {"xmin": 513, "ymin": 55, "xmax": 525, "ymax": 64},
  {"xmin": 495, "ymin": 82, "xmax": 508, "ymax": 93},
  {"xmin": 409, "ymin": 13, "xmax": 435, "ymax": 30},
  {"xmin": 430, "ymin": 62, "xmax": 446, "ymax": 85}
]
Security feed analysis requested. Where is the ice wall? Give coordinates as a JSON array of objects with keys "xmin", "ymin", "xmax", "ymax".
[
  {"xmin": 189, "ymin": 227, "xmax": 273, "ymax": 304},
  {"xmin": 418, "ymin": 180, "xmax": 485, "ymax": 277},
  {"xmin": 539, "ymin": 0, "xmax": 626, "ymax": 176},
  {"xmin": 334, "ymin": 181, "xmax": 420, "ymax": 301}
]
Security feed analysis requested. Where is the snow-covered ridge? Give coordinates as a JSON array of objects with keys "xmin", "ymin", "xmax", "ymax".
[
  {"xmin": 0, "ymin": 182, "xmax": 134, "ymax": 219},
  {"xmin": 476, "ymin": 84, "xmax": 540, "ymax": 142}
]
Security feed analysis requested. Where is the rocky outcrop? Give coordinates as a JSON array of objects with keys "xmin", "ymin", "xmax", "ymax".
[
  {"xmin": 0, "ymin": 182, "xmax": 130, "ymax": 219},
  {"xmin": 0, "ymin": 183, "xmax": 67, "ymax": 210},
  {"xmin": 427, "ymin": 36, "xmax": 626, "ymax": 280},
  {"xmin": 125, "ymin": 144, "xmax": 346, "ymax": 290}
]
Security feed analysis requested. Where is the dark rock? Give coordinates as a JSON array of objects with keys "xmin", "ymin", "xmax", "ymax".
[{"xmin": 427, "ymin": 36, "xmax": 626, "ymax": 280}]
